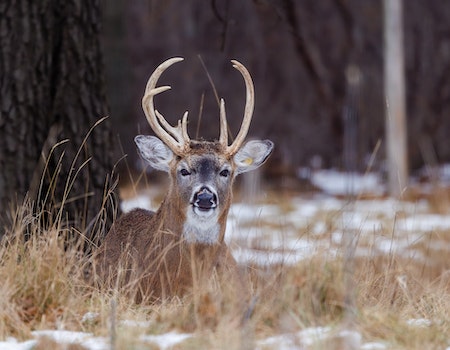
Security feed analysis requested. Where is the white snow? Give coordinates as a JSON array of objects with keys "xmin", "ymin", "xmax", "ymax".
[
  {"xmin": 397, "ymin": 214, "xmax": 450, "ymax": 232},
  {"xmin": 406, "ymin": 318, "xmax": 432, "ymax": 327},
  {"xmin": 0, "ymin": 330, "xmax": 190, "ymax": 350},
  {"xmin": 0, "ymin": 328, "xmax": 393, "ymax": 350},
  {"xmin": 311, "ymin": 170, "xmax": 384, "ymax": 196},
  {"xmin": 32, "ymin": 330, "xmax": 94, "ymax": 343},
  {"xmin": 120, "ymin": 193, "xmax": 153, "ymax": 212},
  {"xmin": 257, "ymin": 326, "xmax": 332, "ymax": 349},
  {"xmin": 0, "ymin": 339, "xmax": 36, "ymax": 350},
  {"xmin": 0, "ymin": 332, "xmax": 108, "ymax": 350},
  {"xmin": 257, "ymin": 327, "xmax": 372, "ymax": 349},
  {"xmin": 361, "ymin": 342, "xmax": 387, "ymax": 349},
  {"xmin": 140, "ymin": 331, "xmax": 192, "ymax": 349}
]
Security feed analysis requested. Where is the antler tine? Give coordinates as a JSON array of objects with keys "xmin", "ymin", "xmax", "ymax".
[
  {"xmin": 226, "ymin": 60, "xmax": 255, "ymax": 156},
  {"xmin": 181, "ymin": 111, "xmax": 189, "ymax": 141},
  {"xmin": 218, "ymin": 98, "xmax": 228, "ymax": 146},
  {"xmin": 142, "ymin": 57, "xmax": 190, "ymax": 155}
]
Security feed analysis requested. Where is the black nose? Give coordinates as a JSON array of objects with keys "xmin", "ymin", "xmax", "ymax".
[{"xmin": 193, "ymin": 187, "xmax": 217, "ymax": 210}]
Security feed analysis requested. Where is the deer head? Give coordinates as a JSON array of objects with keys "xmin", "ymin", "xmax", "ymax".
[{"xmin": 134, "ymin": 57, "xmax": 273, "ymax": 244}]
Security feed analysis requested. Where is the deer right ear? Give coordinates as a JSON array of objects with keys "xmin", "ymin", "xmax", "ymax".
[
  {"xmin": 135, "ymin": 135, "xmax": 173, "ymax": 172},
  {"xmin": 234, "ymin": 139, "xmax": 274, "ymax": 174}
]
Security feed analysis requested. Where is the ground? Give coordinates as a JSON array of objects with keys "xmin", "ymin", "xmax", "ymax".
[{"xmin": 0, "ymin": 168, "xmax": 449, "ymax": 349}]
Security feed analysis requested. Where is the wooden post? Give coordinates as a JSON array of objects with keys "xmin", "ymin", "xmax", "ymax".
[{"xmin": 384, "ymin": 0, "xmax": 408, "ymax": 197}]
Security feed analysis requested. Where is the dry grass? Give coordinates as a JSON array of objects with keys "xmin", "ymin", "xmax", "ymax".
[
  {"xmin": 0, "ymin": 184, "xmax": 449, "ymax": 349},
  {"xmin": 0, "ymin": 202, "xmax": 84, "ymax": 338}
]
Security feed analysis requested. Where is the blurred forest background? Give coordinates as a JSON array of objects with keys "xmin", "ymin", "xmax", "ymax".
[
  {"xmin": 103, "ymin": 0, "xmax": 450, "ymax": 175},
  {"xmin": 1, "ymin": 0, "xmax": 450, "ymax": 235}
]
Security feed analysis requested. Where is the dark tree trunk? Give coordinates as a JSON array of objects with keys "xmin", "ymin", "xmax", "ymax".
[{"xmin": 0, "ymin": 0, "xmax": 117, "ymax": 244}]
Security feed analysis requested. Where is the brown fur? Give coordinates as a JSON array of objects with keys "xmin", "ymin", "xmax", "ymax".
[{"xmin": 94, "ymin": 142, "xmax": 243, "ymax": 303}]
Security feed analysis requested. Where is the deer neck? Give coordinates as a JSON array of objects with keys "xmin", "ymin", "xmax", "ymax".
[
  {"xmin": 182, "ymin": 218, "xmax": 221, "ymax": 245},
  {"xmin": 183, "ymin": 206, "xmax": 229, "ymax": 245}
]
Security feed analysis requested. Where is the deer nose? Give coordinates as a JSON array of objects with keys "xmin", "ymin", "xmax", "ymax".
[{"xmin": 193, "ymin": 187, "xmax": 217, "ymax": 210}]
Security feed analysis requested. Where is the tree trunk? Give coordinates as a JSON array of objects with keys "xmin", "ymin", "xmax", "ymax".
[{"xmin": 0, "ymin": 0, "xmax": 117, "ymax": 244}]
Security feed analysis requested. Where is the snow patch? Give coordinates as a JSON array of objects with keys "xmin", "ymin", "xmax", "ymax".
[
  {"xmin": 140, "ymin": 331, "xmax": 191, "ymax": 349},
  {"xmin": 0, "ymin": 330, "xmax": 191, "ymax": 350},
  {"xmin": 121, "ymin": 194, "xmax": 153, "ymax": 212},
  {"xmin": 31, "ymin": 330, "xmax": 93, "ymax": 343},
  {"xmin": 361, "ymin": 342, "xmax": 388, "ymax": 349},
  {"xmin": 397, "ymin": 214, "xmax": 450, "ymax": 232},
  {"xmin": 406, "ymin": 318, "xmax": 432, "ymax": 327},
  {"xmin": 311, "ymin": 170, "xmax": 384, "ymax": 196},
  {"xmin": 258, "ymin": 327, "xmax": 365, "ymax": 349},
  {"xmin": 258, "ymin": 327, "xmax": 331, "ymax": 349},
  {"xmin": 0, "ymin": 339, "xmax": 36, "ymax": 350}
]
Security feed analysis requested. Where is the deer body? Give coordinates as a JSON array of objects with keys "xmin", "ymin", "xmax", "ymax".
[{"xmin": 95, "ymin": 58, "xmax": 273, "ymax": 302}]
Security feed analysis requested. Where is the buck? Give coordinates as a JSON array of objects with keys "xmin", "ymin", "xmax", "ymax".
[{"xmin": 95, "ymin": 57, "xmax": 273, "ymax": 302}]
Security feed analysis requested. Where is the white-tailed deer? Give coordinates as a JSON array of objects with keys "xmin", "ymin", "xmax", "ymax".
[{"xmin": 95, "ymin": 57, "xmax": 273, "ymax": 302}]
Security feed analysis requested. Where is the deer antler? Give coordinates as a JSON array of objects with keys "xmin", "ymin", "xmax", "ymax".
[
  {"xmin": 142, "ymin": 58, "xmax": 254, "ymax": 156},
  {"xmin": 220, "ymin": 60, "xmax": 255, "ymax": 156},
  {"xmin": 142, "ymin": 57, "xmax": 190, "ymax": 155}
]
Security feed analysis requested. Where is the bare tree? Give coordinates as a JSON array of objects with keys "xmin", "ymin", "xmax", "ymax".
[{"xmin": 384, "ymin": 0, "xmax": 408, "ymax": 197}]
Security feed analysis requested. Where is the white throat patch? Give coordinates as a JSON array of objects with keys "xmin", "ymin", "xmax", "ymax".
[{"xmin": 182, "ymin": 207, "xmax": 220, "ymax": 244}]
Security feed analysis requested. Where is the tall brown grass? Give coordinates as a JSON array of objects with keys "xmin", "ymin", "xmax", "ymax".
[
  {"xmin": 1, "ymin": 195, "xmax": 449, "ymax": 349},
  {"xmin": 0, "ymin": 138, "xmax": 449, "ymax": 349},
  {"xmin": 0, "ymin": 199, "xmax": 88, "ymax": 338}
]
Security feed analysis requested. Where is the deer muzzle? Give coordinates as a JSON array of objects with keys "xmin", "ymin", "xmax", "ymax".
[{"xmin": 193, "ymin": 187, "xmax": 217, "ymax": 211}]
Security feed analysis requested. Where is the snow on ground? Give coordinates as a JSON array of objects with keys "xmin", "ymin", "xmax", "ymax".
[
  {"xmin": 310, "ymin": 170, "xmax": 384, "ymax": 196},
  {"xmin": 140, "ymin": 331, "xmax": 192, "ymax": 349},
  {"xmin": 0, "ymin": 329, "xmax": 191, "ymax": 350},
  {"xmin": 0, "ymin": 327, "xmax": 391, "ymax": 350},
  {"xmin": 120, "ymin": 193, "xmax": 155, "ymax": 213},
  {"xmin": 1, "ymin": 319, "xmax": 435, "ymax": 350},
  {"xmin": 257, "ymin": 327, "xmax": 387, "ymax": 350},
  {"xmin": 225, "ymin": 197, "xmax": 448, "ymax": 267}
]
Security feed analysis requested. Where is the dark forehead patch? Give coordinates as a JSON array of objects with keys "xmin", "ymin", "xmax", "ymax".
[{"xmin": 196, "ymin": 156, "xmax": 219, "ymax": 178}]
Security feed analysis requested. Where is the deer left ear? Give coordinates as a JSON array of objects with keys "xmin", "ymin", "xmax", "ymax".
[
  {"xmin": 135, "ymin": 135, "xmax": 173, "ymax": 172},
  {"xmin": 233, "ymin": 140, "xmax": 274, "ymax": 175}
]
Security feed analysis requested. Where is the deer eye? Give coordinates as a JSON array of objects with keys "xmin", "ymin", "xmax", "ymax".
[
  {"xmin": 219, "ymin": 169, "xmax": 230, "ymax": 177},
  {"xmin": 180, "ymin": 169, "xmax": 191, "ymax": 177}
]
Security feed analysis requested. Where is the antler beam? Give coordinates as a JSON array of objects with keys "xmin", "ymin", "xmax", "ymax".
[
  {"xmin": 220, "ymin": 60, "xmax": 255, "ymax": 156},
  {"xmin": 142, "ymin": 57, "xmax": 190, "ymax": 155}
]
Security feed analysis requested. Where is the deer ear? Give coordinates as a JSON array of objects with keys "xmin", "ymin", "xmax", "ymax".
[
  {"xmin": 135, "ymin": 135, "xmax": 173, "ymax": 172},
  {"xmin": 234, "ymin": 140, "xmax": 274, "ymax": 175}
]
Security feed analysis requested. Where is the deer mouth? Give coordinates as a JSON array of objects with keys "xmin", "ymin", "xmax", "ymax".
[{"xmin": 194, "ymin": 204, "xmax": 216, "ymax": 211}]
